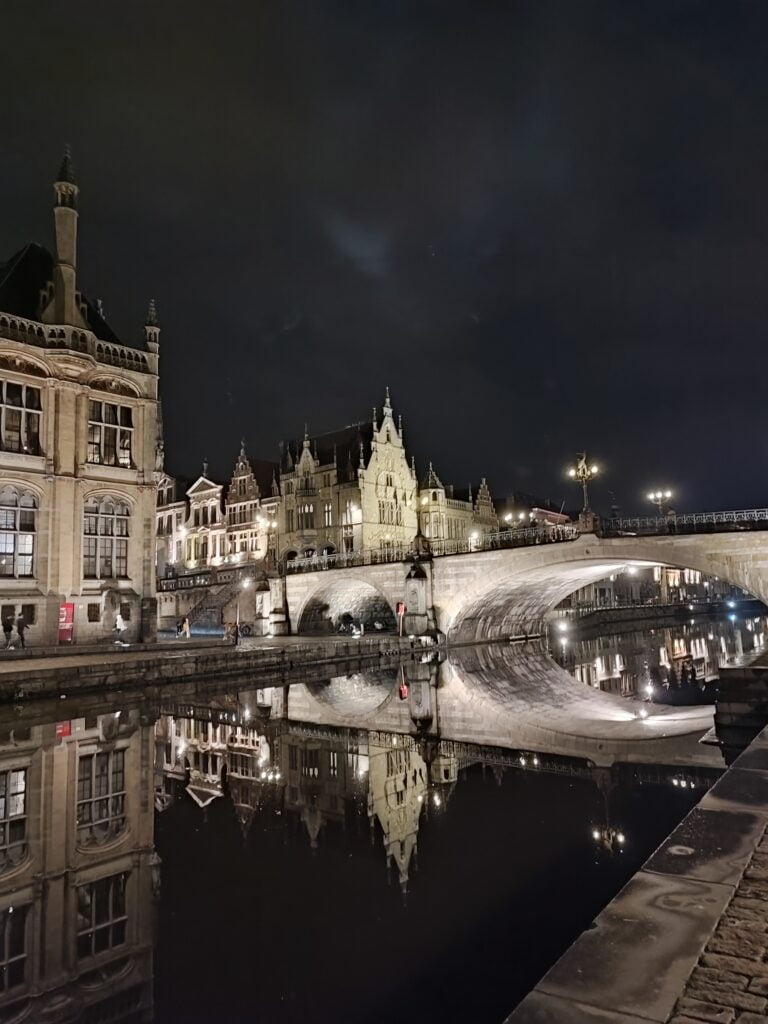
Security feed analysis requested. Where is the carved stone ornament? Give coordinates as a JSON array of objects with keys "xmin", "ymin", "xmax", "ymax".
[{"xmin": 0, "ymin": 353, "xmax": 47, "ymax": 377}]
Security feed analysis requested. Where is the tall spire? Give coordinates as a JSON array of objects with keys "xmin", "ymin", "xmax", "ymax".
[
  {"xmin": 384, "ymin": 386, "xmax": 391, "ymax": 411},
  {"xmin": 52, "ymin": 145, "xmax": 80, "ymax": 324},
  {"xmin": 372, "ymin": 405, "xmax": 377, "ymax": 429},
  {"xmin": 240, "ymin": 437, "xmax": 246, "ymax": 457}
]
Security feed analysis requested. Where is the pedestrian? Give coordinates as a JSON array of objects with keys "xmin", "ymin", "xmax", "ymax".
[
  {"xmin": 181, "ymin": 616, "xmax": 191, "ymax": 639},
  {"xmin": 2, "ymin": 617, "xmax": 12, "ymax": 650},
  {"xmin": 231, "ymin": 621, "xmax": 239, "ymax": 647},
  {"xmin": 114, "ymin": 612, "xmax": 126, "ymax": 645},
  {"xmin": 175, "ymin": 619, "xmax": 183, "ymax": 638},
  {"xmin": 15, "ymin": 616, "xmax": 26, "ymax": 650}
]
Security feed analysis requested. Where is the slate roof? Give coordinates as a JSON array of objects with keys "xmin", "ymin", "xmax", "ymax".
[
  {"xmin": 282, "ymin": 422, "xmax": 374, "ymax": 482},
  {"xmin": 250, "ymin": 457, "xmax": 280, "ymax": 498},
  {"xmin": 0, "ymin": 242, "xmax": 125, "ymax": 345}
]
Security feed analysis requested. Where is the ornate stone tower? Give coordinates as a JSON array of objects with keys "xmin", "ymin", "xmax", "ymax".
[{"xmin": 52, "ymin": 146, "xmax": 80, "ymax": 324}]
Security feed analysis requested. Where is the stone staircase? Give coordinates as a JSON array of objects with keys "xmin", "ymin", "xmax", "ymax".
[{"xmin": 188, "ymin": 578, "xmax": 244, "ymax": 630}]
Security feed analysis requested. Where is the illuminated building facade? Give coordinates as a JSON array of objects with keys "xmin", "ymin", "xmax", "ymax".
[{"xmin": 0, "ymin": 152, "xmax": 159, "ymax": 644}]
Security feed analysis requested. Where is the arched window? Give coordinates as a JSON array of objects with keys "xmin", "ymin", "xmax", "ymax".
[
  {"xmin": 83, "ymin": 497, "xmax": 130, "ymax": 579},
  {"xmin": 0, "ymin": 487, "xmax": 37, "ymax": 578}
]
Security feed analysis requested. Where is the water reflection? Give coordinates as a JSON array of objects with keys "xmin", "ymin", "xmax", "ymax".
[
  {"xmin": 0, "ymin": 710, "xmax": 155, "ymax": 1023},
  {"xmin": 554, "ymin": 612, "xmax": 768, "ymax": 705},
  {"xmin": 0, "ymin": 641, "xmax": 731, "ymax": 1024}
]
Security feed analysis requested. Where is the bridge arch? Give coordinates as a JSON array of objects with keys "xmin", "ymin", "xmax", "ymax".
[
  {"xmin": 296, "ymin": 575, "xmax": 398, "ymax": 634},
  {"xmin": 437, "ymin": 533, "xmax": 768, "ymax": 643}
]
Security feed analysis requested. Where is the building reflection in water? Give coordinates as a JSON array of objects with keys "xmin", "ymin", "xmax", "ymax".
[
  {"xmin": 0, "ymin": 709, "xmax": 155, "ymax": 1023},
  {"xmin": 554, "ymin": 613, "xmax": 768, "ymax": 703},
  {"xmin": 0, "ymin": 643, "xmax": 728, "ymax": 1024}
]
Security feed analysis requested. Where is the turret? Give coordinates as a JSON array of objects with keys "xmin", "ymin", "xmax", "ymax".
[
  {"xmin": 144, "ymin": 298, "xmax": 160, "ymax": 354},
  {"xmin": 53, "ymin": 146, "xmax": 79, "ymax": 324}
]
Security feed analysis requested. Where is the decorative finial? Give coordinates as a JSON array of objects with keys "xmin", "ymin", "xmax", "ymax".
[
  {"xmin": 359, "ymin": 440, "xmax": 365, "ymax": 469},
  {"xmin": 333, "ymin": 443, "xmax": 337, "ymax": 465},
  {"xmin": 146, "ymin": 298, "xmax": 158, "ymax": 326},
  {"xmin": 398, "ymin": 413, "xmax": 403, "ymax": 435},
  {"xmin": 202, "ymin": 458, "xmax": 208, "ymax": 477},
  {"xmin": 384, "ymin": 386, "xmax": 391, "ymax": 409},
  {"xmin": 240, "ymin": 437, "xmax": 246, "ymax": 457},
  {"xmin": 303, "ymin": 423, "xmax": 309, "ymax": 444},
  {"xmin": 57, "ymin": 144, "xmax": 76, "ymax": 185}
]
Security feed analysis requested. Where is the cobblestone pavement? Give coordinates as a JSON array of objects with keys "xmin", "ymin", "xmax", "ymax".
[{"xmin": 670, "ymin": 825, "xmax": 768, "ymax": 1024}]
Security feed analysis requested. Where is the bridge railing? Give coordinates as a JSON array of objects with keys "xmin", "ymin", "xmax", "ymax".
[
  {"xmin": 600, "ymin": 508, "xmax": 768, "ymax": 536},
  {"xmin": 283, "ymin": 524, "xmax": 580, "ymax": 574}
]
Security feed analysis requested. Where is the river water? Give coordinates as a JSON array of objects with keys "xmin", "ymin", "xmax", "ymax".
[{"xmin": 0, "ymin": 634, "xmax": 729, "ymax": 1024}]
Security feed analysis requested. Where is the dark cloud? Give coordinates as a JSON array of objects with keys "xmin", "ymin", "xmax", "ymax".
[{"xmin": 2, "ymin": 0, "xmax": 767, "ymax": 511}]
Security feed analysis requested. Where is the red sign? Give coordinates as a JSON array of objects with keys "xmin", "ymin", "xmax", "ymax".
[
  {"xmin": 58, "ymin": 603, "xmax": 75, "ymax": 646},
  {"xmin": 56, "ymin": 722, "xmax": 71, "ymax": 738},
  {"xmin": 396, "ymin": 602, "xmax": 406, "ymax": 616}
]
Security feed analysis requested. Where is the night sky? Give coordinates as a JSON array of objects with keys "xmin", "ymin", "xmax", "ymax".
[{"xmin": 2, "ymin": 1, "xmax": 767, "ymax": 511}]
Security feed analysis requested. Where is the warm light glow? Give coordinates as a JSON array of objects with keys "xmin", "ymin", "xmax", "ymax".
[
  {"xmin": 557, "ymin": 621, "xmax": 569, "ymax": 632},
  {"xmin": 433, "ymin": 794, "xmax": 441, "ymax": 807},
  {"xmin": 504, "ymin": 513, "xmax": 513, "ymax": 523},
  {"xmin": 591, "ymin": 829, "xmax": 600, "ymax": 840},
  {"xmin": 568, "ymin": 468, "xmax": 576, "ymax": 478},
  {"xmin": 590, "ymin": 464, "xmax": 598, "ymax": 474},
  {"xmin": 616, "ymin": 832, "xmax": 625, "ymax": 844}
]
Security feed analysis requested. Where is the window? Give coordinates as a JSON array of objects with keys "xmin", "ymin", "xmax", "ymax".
[
  {"xmin": 0, "ymin": 906, "xmax": 27, "ymax": 992},
  {"xmin": 87, "ymin": 603, "xmax": 100, "ymax": 623},
  {"xmin": 297, "ymin": 503, "xmax": 315, "ymax": 531},
  {"xmin": 77, "ymin": 751, "xmax": 126, "ymax": 844},
  {"xmin": 285, "ymin": 482, "xmax": 293, "ymax": 495},
  {"xmin": 76, "ymin": 873, "xmax": 127, "ymax": 958},
  {"xmin": 87, "ymin": 401, "xmax": 132, "ymax": 467},
  {"xmin": 0, "ymin": 381, "xmax": 40, "ymax": 455},
  {"xmin": 329, "ymin": 751, "xmax": 338, "ymax": 777},
  {"xmin": 0, "ymin": 770, "xmax": 26, "ymax": 871},
  {"xmin": 324, "ymin": 502, "xmax": 332, "ymax": 527},
  {"xmin": 289, "ymin": 746, "xmax": 298, "ymax": 770},
  {"xmin": 287, "ymin": 509, "xmax": 294, "ymax": 532},
  {"xmin": 83, "ymin": 498, "xmax": 129, "ymax": 579},
  {"xmin": 0, "ymin": 488, "xmax": 36, "ymax": 578},
  {"xmin": 119, "ymin": 603, "xmax": 131, "ymax": 622},
  {"xmin": 19, "ymin": 605, "xmax": 35, "ymax": 626}
]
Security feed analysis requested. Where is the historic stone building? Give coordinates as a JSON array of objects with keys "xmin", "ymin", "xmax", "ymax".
[
  {"xmin": 278, "ymin": 389, "xmax": 419, "ymax": 560},
  {"xmin": 0, "ymin": 151, "xmax": 159, "ymax": 644},
  {"xmin": 0, "ymin": 709, "xmax": 155, "ymax": 1020},
  {"xmin": 418, "ymin": 463, "xmax": 498, "ymax": 547}
]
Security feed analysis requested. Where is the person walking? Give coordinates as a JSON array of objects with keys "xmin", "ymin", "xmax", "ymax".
[
  {"xmin": 15, "ymin": 616, "xmax": 26, "ymax": 650},
  {"xmin": 231, "ymin": 621, "xmax": 239, "ymax": 647},
  {"xmin": 2, "ymin": 616, "xmax": 13, "ymax": 650},
  {"xmin": 181, "ymin": 616, "xmax": 191, "ymax": 639}
]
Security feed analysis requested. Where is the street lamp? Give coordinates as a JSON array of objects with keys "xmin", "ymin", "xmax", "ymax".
[
  {"xmin": 567, "ymin": 454, "xmax": 599, "ymax": 513},
  {"xmin": 647, "ymin": 489, "xmax": 672, "ymax": 515}
]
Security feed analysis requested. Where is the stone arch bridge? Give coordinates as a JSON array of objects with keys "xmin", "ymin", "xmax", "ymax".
[{"xmin": 284, "ymin": 529, "xmax": 768, "ymax": 641}]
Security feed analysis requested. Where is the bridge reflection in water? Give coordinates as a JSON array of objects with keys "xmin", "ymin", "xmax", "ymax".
[{"xmin": 0, "ymin": 642, "xmax": 725, "ymax": 1024}]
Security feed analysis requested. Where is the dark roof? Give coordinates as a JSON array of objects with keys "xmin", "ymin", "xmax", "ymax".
[
  {"xmin": 0, "ymin": 242, "xmax": 125, "ymax": 345},
  {"xmin": 282, "ymin": 422, "xmax": 374, "ymax": 482},
  {"xmin": 250, "ymin": 457, "xmax": 280, "ymax": 498}
]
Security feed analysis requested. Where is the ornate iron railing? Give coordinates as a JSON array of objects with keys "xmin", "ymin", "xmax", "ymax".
[
  {"xmin": 284, "ymin": 524, "xmax": 580, "ymax": 574},
  {"xmin": 600, "ymin": 508, "xmax": 768, "ymax": 536}
]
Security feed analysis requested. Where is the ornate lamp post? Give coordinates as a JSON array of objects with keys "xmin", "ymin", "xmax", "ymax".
[
  {"xmin": 647, "ymin": 489, "xmax": 672, "ymax": 516},
  {"xmin": 567, "ymin": 454, "xmax": 599, "ymax": 514}
]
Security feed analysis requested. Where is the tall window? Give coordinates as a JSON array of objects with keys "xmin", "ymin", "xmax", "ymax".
[
  {"xmin": 0, "ymin": 488, "xmax": 36, "ymax": 578},
  {"xmin": 0, "ymin": 770, "xmax": 26, "ymax": 871},
  {"xmin": 0, "ymin": 906, "xmax": 27, "ymax": 992},
  {"xmin": 77, "ymin": 751, "xmax": 126, "ymax": 844},
  {"xmin": 83, "ymin": 498, "xmax": 130, "ymax": 579},
  {"xmin": 87, "ymin": 401, "xmax": 133, "ymax": 468},
  {"xmin": 324, "ymin": 502, "xmax": 332, "ymax": 527},
  {"xmin": 76, "ymin": 873, "xmax": 127, "ymax": 958},
  {"xmin": 297, "ymin": 503, "xmax": 314, "ymax": 531},
  {"xmin": 287, "ymin": 509, "xmax": 294, "ymax": 532},
  {"xmin": 0, "ymin": 381, "xmax": 41, "ymax": 455}
]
